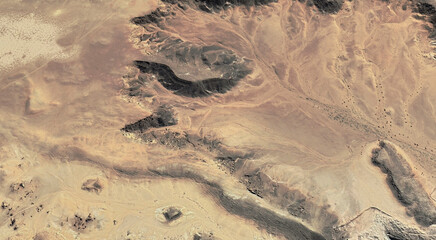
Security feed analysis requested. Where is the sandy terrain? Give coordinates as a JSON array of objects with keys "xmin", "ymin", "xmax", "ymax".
[{"xmin": 0, "ymin": 0, "xmax": 436, "ymax": 239}]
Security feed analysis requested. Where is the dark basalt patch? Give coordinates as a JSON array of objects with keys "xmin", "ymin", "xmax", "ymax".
[
  {"xmin": 121, "ymin": 106, "xmax": 177, "ymax": 133},
  {"xmin": 312, "ymin": 0, "xmax": 344, "ymax": 14},
  {"xmin": 371, "ymin": 141, "xmax": 436, "ymax": 226},
  {"xmin": 134, "ymin": 60, "xmax": 249, "ymax": 97}
]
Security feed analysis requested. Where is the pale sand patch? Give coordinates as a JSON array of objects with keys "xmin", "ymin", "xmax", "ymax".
[{"xmin": 0, "ymin": 14, "xmax": 74, "ymax": 72}]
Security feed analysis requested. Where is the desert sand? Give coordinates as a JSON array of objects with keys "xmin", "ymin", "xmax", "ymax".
[{"xmin": 0, "ymin": 0, "xmax": 435, "ymax": 239}]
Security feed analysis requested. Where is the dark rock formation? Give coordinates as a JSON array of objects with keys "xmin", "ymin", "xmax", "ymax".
[
  {"xmin": 121, "ymin": 106, "xmax": 177, "ymax": 133},
  {"xmin": 193, "ymin": 232, "xmax": 218, "ymax": 240},
  {"xmin": 312, "ymin": 0, "xmax": 344, "ymax": 14},
  {"xmin": 413, "ymin": 1, "xmax": 436, "ymax": 38},
  {"xmin": 162, "ymin": 207, "xmax": 182, "ymax": 222},
  {"xmin": 131, "ymin": 8, "xmax": 171, "ymax": 26},
  {"xmin": 130, "ymin": 1, "xmax": 253, "ymax": 98},
  {"xmin": 241, "ymin": 169, "xmax": 339, "ymax": 238},
  {"xmin": 163, "ymin": 0, "xmax": 278, "ymax": 12},
  {"xmin": 134, "ymin": 61, "xmax": 249, "ymax": 97},
  {"xmin": 371, "ymin": 141, "xmax": 436, "ymax": 226}
]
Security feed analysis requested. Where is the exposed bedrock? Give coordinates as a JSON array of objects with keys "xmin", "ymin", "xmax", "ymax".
[
  {"xmin": 131, "ymin": 2, "xmax": 253, "ymax": 98},
  {"xmin": 133, "ymin": 60, "xmax": 249, "ymax": 97},
  {"xmin": 147, "ymin": 168, "xmax": 326, "ymax": 240},
  {"xmin": 162, "ymin": 0, "xmax": 278, "ymax": 12},
  {"xmin": 162, "ymin": 206, "xmax": 183, "ymax": 222},
  {"xmin": 241, "ymin": 169, "xmax": 339, "ymax": 238},
  {"xmin": 413, "ymin": 1, "xmax": 436, "ymax": 38},
  {"xmin": 311, "ymin": 0, "xmax": 344, "ymax": 14},
  {"xmin": 371, "ymin": 141, "xmax": 436, "ymax": 226},
  {"xmin": 193, "ymin": 232, "xmax": 219, "ymax": 240},
  {"xmin": 334, "ymin": 207, "xmax": 433, "ymax": 239},
  {"xmin": 121, "ymin": 106, "xmax": 177, "ymax": 133}
]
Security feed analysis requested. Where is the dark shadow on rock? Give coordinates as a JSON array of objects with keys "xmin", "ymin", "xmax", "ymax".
[{"xmin": 133, "ymin": 60, "xmax": 249, "ymax": 97}]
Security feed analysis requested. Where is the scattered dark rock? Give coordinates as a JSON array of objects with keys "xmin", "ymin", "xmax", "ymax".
[
  {"xmin": 1, "ymin": 201, "xmax": 9, "ymax": 210},
  {"xmin": 72, "ymin": 213, "xmax": 95, "ymax": 231},
  {"xmin": 9, "ymin": 218, "xmax": 15, "ymax": 227},
  {"xmin": 10, "ymin": 182, "xmax": 25, "ymax": 192},
  {"xmin": 371, "ymin": 141, "xmax": 436, "ymax": 226},
  {"xmin": 36, "ymin": 204, "xmax": 43, "ymax": 212},
  {"xmin": 81, "ymin": 178, "xmax": 104, "ymax": 193},
  {"xmin": 162, "ymin": 207, "xmax": 182, "ymax": 222},
  {"xmin": 121, "ymin": 106, "xmax": 177, "ymax": 133}
]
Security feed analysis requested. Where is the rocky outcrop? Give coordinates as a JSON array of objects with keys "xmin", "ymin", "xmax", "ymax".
[
  {"xmin": 241, "ymin": 169, "xmax": 339, "ymax": 238},
  {"xmin": 133, "ymin": 60, "xmax": 249, "ymax": 97},
  {"xmin": 162, "ymin": 207, "xmax": 182, "ymax": 222},
  {"xmin": 312, "ymin": 0, "xmax": 344, "ymax": 14},
  {"xmin": 121, "ymin": 106, "xmax": 177, "ymax": 133},
  {"xmin": 163, "ymin": 0, "xmax": 278, "ymax": 13},
  {"xmin": 334, "ymin": 207, "xmax": 433, "ymax": 239},
  {"xmin": 412, "ymin": 1, "xmax": 436, "ymax": 38},
  {"xmin": 148, "ymin": 168, "xmax": 326, "ymax": 240},
  {"xmin": 371, "ymin": 141, "xmax": 436, "ymax": 226},
  {"xmin": 130, "ymin": 2, "xmax": 252, "ymax": 98}
]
